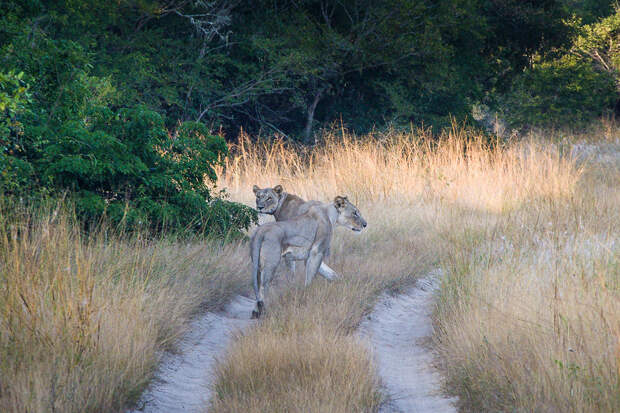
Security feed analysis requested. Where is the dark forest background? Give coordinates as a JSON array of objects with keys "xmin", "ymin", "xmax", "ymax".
[{"xmin": 2, "ymin": 0, "xmax": 620, "ymax": 234}]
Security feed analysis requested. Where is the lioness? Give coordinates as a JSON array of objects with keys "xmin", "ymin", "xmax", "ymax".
[
  {"xmin": 249, "ymin": 196, "xmax": 366, "ymax": 318},
  {"xmin": 253, "ymin": 184, "xmax": 339, "ymax": 280}
]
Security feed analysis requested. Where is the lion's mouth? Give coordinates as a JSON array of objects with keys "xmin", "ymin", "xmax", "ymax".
[
  {"xmin": 257, "ymin": 205, "xmax": 276, "ymax": 214},
  {"xmin": 352, "ymin": 227, "xmax": 362, "ymax": 232}
]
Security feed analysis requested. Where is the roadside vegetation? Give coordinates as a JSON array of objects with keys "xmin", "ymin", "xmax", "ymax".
[
  {"xmin": 2, "ymin": 2, "xmax": 619, "ymax": 411},
  {"xmin": 434, "ymin": 131, "xmax": 620, "ymax": 411},
  {"xmin": 210, "ymin": 124, "xmax": 617, "ymax": 412},
  {"xmin": 0, "ymin": 203, "xmax": 250, "ymax": 412},
  {"xmin": 1, "ymin": 124, "xmax": 617, "ymax": 412}
]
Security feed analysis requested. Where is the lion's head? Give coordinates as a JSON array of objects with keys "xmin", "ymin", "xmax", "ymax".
[
  {"xmin": 334, "ymin": 196, "xmax": 367, "ymax": 232},
  {"xmin": 253, "ymin": 184, "xmax": 284, "ymax": 214}
]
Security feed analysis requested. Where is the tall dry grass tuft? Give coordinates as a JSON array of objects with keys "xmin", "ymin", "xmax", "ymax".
[
  {"xmin": 0, "ymin": 204, "xmax": 249, "ymax": 412},
  {"xmin": 434, "ymin": 153, "xmax": 620, "ymax": 412},
  {"xmin": 212, "ymin": 125, "xmax": 614, "ymax": 412},
  {"xmin": 218, "ymin": 125, "xmax": 578, "ymax": 211}
]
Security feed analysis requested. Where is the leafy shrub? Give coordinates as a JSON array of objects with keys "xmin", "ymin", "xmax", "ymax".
[
  {"xmin": 5, "ymin": 104, "xmax": 255, "ymax": 235},
  {"xmin": 0, "ymin": 14, "xmax": 256, "ymax": 237},
  {"xmin": 502, "ymin": 55, "xmax": 616, "ymax": 128},
  {"xmin": 502, "ymin": 7, "xmax": 620, "ymax": 129},
  {"xmin": 0, "ymin": 70, "xmax": 33, "ymax": 193},
  {"xmin": 0, "ymin": 71, "xmax": 255, "ymax": 236}
]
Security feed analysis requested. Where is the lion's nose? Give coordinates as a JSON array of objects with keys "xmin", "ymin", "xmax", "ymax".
[{"xmin": 363, "ymin": 222, "xmax": 367, "ymax": 228}]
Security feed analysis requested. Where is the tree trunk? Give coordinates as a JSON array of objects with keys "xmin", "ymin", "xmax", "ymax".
[{"xmin": 303, "ymin": 88, "xmax": 324, "ymax": 144}]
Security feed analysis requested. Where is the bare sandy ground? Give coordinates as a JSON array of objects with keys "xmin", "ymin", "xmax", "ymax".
[
  {"xmin": 131, "ymin": 273, "xmax": 456, "ymax": 413},
  {"xmin": 360, "ymin": 274, "xmax": 458, "ymax": 413},
  {"xmin": 129, "ymin": 295, "xmax": 255, "ymax": 413}
]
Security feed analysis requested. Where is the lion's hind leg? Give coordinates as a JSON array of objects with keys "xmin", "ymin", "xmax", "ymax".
[
  {"xmin": 252, "ymin": 242, "xmax": 281, "ymax": 318},
  {"xmin": 251, "ymin": 262, "xmax": 263, "ymax": 319}
]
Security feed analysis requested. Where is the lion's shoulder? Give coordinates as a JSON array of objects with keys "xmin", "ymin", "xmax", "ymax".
[{"xmin": 276, "ymin": 193, "xmax": 309, "ymax": 220}]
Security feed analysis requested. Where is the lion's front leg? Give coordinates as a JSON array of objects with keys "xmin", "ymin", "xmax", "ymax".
[
  {"xmin": 318, "ymin": 262, "xmax": 339, "ymax": 281},
  {"xmin": 304, "ymin": 251, "xmax": 324, "ymax": 287}
]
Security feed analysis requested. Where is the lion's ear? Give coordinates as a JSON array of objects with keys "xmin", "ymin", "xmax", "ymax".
[
  {"xmin": 334, "ymin": 196, "xmax": 346, "ymax": 209},
  {"xmin": 253, "ymin": 185, "xmax": 260, "ymax": 194},
  {"xmin": 274, "ymin": 185, "xmax": 283, "ymax": 195}
]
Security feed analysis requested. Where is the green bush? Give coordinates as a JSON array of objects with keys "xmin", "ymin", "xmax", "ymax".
[
  {"xmin": 503, "ymin": 55, "xmax": 616, "ymax": 128},
  {"xmin": 0, "ymin": 71, "xmax": 255, "ymax": 236},
  {"xmin": 3, "ymin": 104, "xmax": 256, "ymax": 235},
  {"xmin": 0, "ymin": 70, "xmax": 33, "ymax": 193},
  {"xmin": 0, "ymin": 11, "xmax": 256, "ymax": 237},
  {"xmin": 501, "ymin": 6, "xmax": 620, "ymax": 129}
]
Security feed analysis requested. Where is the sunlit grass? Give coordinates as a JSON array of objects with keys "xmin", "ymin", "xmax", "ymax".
[
  {"xmin": 0, "ymin": 205, "xmax": 249, "ymax": 412},
  {"xmin": 212, "ymin": 124, "xmax": 617, "ymax": 412},
  {"xmin": 2, "ymin": 122, "xmax": 617, "ymax": 412}
]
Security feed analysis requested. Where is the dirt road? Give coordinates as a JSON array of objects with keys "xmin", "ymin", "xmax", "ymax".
[
  {"xmin": 131, "ymin": 273, "xmax": 457, "ymax": 412},
  {"xmin": 360, "ymin": 274, "xmax": 457, "ymax": 412},
  {"xmin": 129, "ymin": 296, "xmax": 255, "ymax": 413}
]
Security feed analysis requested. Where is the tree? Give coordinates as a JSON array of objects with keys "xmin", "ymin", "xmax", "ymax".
[
  {"xmin": 0, "ymin": 2, "xmax": 256, "ymax": 235},
  {"xmin": 0, "ymin": 0, "xmax": 581, "ymax": 139},
  {"xmin": 498, "ymin": 6, "xmax": 620, "ymax": 128},
  {"xmin": 571, "ymin": 8, "xmax": 620, "ymax": 111}
]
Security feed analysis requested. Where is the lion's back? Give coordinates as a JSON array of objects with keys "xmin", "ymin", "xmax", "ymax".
[{"xmin": 278, "ymin": 195, "xmax": 321, "ymax": 220}]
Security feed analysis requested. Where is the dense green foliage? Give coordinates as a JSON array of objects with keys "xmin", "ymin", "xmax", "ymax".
[
  {"xmin": 1, "ymin": 88, "xmax": 256, "ymax": 234},
  {"xmin": 503, "ymin": 55, "xmax": 616, "ymax": 128},
  {"xmin": 503, "ymin": 6, "xmax": 620, "ymax": 128},
  {"xmin": 1, "ymin": 0, "xmax": 620, "ymax": 232},
  {"xmin": 0, "ymin": 2, "xmax": 258, "ymax": 235},
  {"xmin": 2, "ymin": 0, "xmax": 607, "ymax": 136},
  {"xmin": 1, "ymin": 70, "xmax": 32, "ymax": 193}
]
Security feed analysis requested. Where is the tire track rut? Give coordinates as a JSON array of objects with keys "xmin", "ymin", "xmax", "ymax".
[
  {"xmin": 360, "ymin": 274, "xmax": 457, "ymax": 413},
  {"xmin": 129, "ymin": 296, "xmax": 254, "ymax": 413}
]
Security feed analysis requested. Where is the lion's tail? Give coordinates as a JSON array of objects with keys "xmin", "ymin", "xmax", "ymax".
[{"xmin": 250, "ymin": 229, "xmax": 264, "ymax": 301}]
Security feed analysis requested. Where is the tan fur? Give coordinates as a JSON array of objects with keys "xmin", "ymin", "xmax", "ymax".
[
  {"xmin": 253, "ymin": 185, "xmax": 316, "ymax": 221},
  {"xmin": 249, "ymin": 196, "xmax": 366, "ymax": 318},
  {"xmin": 253, "ymin": 185, "xmax": 348, "ymax": 280}
]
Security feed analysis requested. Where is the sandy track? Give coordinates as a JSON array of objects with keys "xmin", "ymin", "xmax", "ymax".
[
  {"xmin": 131, "ymin": 273, "xmax": 456, "ymax": 413},
  {"xmin": 129, "ymin": 295, "xmax": 255, "ymax": 413},
  {"xmin": 360, "ymin": 274, "xmax": 457, "ymax": 413}
]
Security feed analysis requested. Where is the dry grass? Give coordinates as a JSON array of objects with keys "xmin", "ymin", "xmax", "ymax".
[
  {"xmin": 211, "ymin": 124, "xmax": 617, "ymax": 412},
  {"xmin": 210, "ymin": 198, "xmax": 435, "ymax": 412},
  {"xmin": 0, "ymin": 205, "xmax": 249, "ymax": 412},
  {"xmin": 2, "ymin": 122, "xmax": 617, "ymax": 412},
  {"xmin": 434, "ymin": 150, "xmax": 620, "ymax": 412}
]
